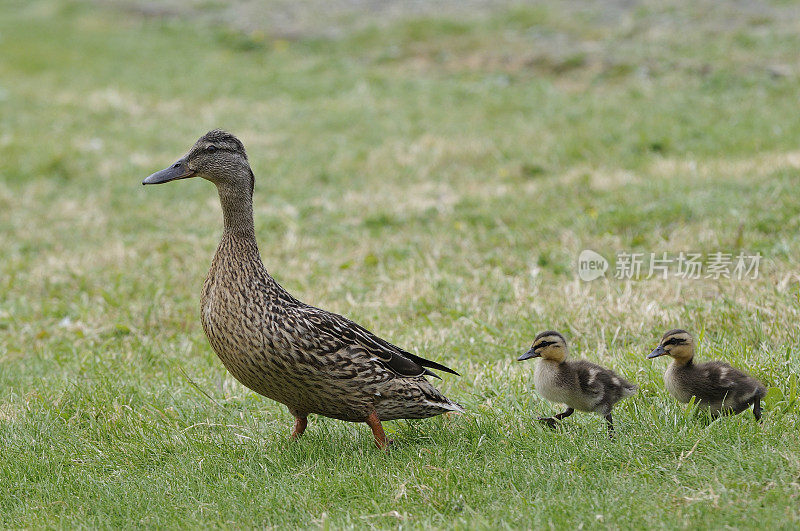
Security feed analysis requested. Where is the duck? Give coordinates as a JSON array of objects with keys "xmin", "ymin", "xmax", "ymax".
[
  {"xmin": 647, "ymin": 329, "xmax": 766, "ymax": 421},
  {"xmin": 517, "ymin": 331, "xmax": 637, "ymax": 436},
  {"xmin": 142, "ymin": 130, "xmax": 463, "ymax": 449}
]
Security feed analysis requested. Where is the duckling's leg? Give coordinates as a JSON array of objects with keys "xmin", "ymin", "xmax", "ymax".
[
  {"xmin": 538, "ymin": 407, "xmax": 573, "ymax": 429},
  {"xmin": 554, "ymin": 408, "xmax": 574, "ymax": 420},
  {"xmin": 604, "ymin": 413, "xmax": 614, "ymax": 438},
  {"xmin": 290, "ymin": 416, "xmax": 308, "ymax": 439},
  {"xmin": 753, "ymin": 399, "xmax": 762, "ymax": 422},
  {"xmin": 365, "ymin": 411, "xmax": 389, "ymax": 450}
]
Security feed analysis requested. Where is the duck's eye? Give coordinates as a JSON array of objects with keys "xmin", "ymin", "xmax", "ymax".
[{"xmin": 206, "ymin": 145, "xmax": 217, "ymax": 153}]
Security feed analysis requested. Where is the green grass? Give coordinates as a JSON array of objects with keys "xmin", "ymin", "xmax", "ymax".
[{"xmin": 2, "ymin": 0, "xmax": 800, "ymax": 527}]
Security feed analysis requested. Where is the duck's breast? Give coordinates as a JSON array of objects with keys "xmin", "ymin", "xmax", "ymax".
[
  {"xmin": 201, "ymin": 283, "xmax": 390, "ymax": 421},
  {"xmin": 200, "ymin": 271, "xmax": 306, "ymax": 403},
  {"xmin": 534, "ymin": 361, "xmax": 582, "ymax": 407},
  {"xmin": 664, "ymin": 364, "xmax": 696, "ymax": 404}
]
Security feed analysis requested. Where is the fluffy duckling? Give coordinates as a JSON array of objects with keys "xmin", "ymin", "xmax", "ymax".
[
  {"xmin": 648, "ymin": 329, "xmax": 766, "ymax": 420},
  {"xmin": 518, "ymin": 331, "xmax": 638, "ymax": 436}
]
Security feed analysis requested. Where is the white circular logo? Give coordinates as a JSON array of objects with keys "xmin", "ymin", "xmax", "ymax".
[{"xmin": 577, "ymin": 250, "xmax": 608, "ymax": 281}]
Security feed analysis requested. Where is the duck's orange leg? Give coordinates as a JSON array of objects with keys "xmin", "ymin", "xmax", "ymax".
[
  {"xmin": 290, "ymin": 416, "xmax": 307, "ymax": 439},
  {"xmin": 365, "ymin": 411, "xmax": 389, "ymax": 450}
]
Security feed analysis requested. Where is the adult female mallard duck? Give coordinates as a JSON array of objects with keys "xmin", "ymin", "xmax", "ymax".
[
  {"xmin": 142, "ymin": 130, "xmax": 462, "ymax": 449},
  {"xmin": 518, "ymin": 331, "xmax": 637, "ymax": 437},
  {"xmin": 648, "ymin": 329, "xmax": 766, "ymax": 420}
]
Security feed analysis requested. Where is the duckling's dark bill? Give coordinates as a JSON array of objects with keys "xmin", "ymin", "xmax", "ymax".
[
  {"xmin": 142, "ymin": 159, "xmax": 195, "ymax": 185},
  {"xmin": 517, "ymin": 348, "xmax": 540, "ymax": 361},
  {"xmin": 647, "ymin": 346, "xmax": 666, "ymax": 359}
]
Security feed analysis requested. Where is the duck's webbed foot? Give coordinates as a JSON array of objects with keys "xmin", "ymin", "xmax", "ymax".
[
  {"xmin": 537, "ymin": 407, "xmax": 574, "ymax": 429},
  {"xmin": 537, "ymin": 416, "xmax": 559, "ymax": 429},
  {"xmin": 554, "ymin": 407, "xmax": 575, "ymax": 420}
]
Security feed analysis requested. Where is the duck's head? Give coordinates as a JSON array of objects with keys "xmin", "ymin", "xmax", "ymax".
[
  {"xmin": 647, "ymin": 329, "xmax": 694, "ymax": 364},
  {"xmin": 142, "ymin": 130, "xmax": 253, "ymax": 196},
  {"xmin": 518, "ymin": 330, "xmax": 568, "ymax": 363}
]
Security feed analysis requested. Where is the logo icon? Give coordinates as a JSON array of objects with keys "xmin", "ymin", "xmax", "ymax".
[{"xmin": 578, "ymin": 250, "xmax": 608, "ymax": 281}]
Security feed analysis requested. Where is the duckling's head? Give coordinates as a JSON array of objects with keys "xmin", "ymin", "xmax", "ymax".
[
  {"xmin": 647, "ymin": 329, "xmax": 694, "ymax": 364},
  {"xmin": 518, "ymin": 330, "xmax": 568, "ymax": 363},
  {"xmin": 142, "ymin": 130, "xmax": 253, "ymax": 196}
]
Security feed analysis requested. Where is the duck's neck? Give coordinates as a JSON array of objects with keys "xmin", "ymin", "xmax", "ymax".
[
  {"xmin": 212, "ymin": 182, "xmax": 265, "ymax": 271},
  {"xmin": 672, "ymin": 356, "xmax": 694, "ymax": 368},
  {"xmin": 543, "ymin": 351, "xmax": 567, "ymax": 364},
  {"xmin": 217, "ymin": 183, "xmax": 256, "ymax": 239}
]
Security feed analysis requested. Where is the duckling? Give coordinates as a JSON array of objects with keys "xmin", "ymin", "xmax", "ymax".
[
  {"xmin": 142, "ymin": 130, "xmax": 463, "ymax": 449},
  {"xmin": 648, "ymin": 329, "xmax": 766, "ymax": 420},
  {"xmin": 518, "ymin": 331, "xmax": 637, "ymax": 436}
]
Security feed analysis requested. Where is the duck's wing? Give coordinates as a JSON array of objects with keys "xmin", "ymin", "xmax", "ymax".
[
  {"xmin": 571, "ymin": 361, "xmax": 609, "ymax": 398},
  {"xmin": 294, "ymin": 305, "xmax": 459, "ymax": 379},
  {"xmin": 572, "ymin": 361, "xmax": 638, "ymax": 400},
  {"xmin": 691, "ymin": 361, "xmax": 764, "ymax": 402}
]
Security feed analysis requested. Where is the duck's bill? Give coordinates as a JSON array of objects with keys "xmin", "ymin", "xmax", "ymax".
[
  {"xmin": 647, "ymin": 346, "xmax": 666, "ymax": 359},
  {"xmin": 142, "ymin": 159, "xmax": 195, "ymax": 185},
  {"xmin": 517, "ymin": 348, "xmax": 540, "ymax": 361}
]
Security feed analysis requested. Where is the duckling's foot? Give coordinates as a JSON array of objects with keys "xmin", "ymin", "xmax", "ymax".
[
  {"xmin": 604, "ymin": 413, "xmax": 615, "ymax": 439},
  {"xmin": 537, "ymin": 417, "xmax": 559, "ymax": 430},
  {"xmin": 537, "ymin": 407, "xmax": 574, "ymax": 430},
  {"xmin": 290, "ymin": 416, "xmax": 308, "ymax": 439},
  {"xmin": 366, "ymin": 411, "xmax": 390, "ymax": 451},
  {"xmin": 553, "ymin": 407, "xmax": 574, "ymax": 421},
  {"xmin": 753, "ymin": 399, "xmax": 763, "ymax": 422}
]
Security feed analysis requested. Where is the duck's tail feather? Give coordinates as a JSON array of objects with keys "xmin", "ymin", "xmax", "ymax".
[{"xmin": 407, "ymin": 353, "xmax": 460, "ymax": 376}]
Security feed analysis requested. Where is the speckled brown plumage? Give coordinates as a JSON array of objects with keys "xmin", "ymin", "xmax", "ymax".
[{"xmin": 143, "ymin": 130, "xmax": 463, "ymax": 448}]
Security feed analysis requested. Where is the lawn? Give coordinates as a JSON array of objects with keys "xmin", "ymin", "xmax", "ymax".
[{"xmin": 1, "ymin": 0, "xmax": 799, "ymax": 527}]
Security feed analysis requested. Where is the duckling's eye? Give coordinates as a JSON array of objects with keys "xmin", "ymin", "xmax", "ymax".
[{"xmin": 206, "ymin": 145, "xmax": 217, "ymax": 153}]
